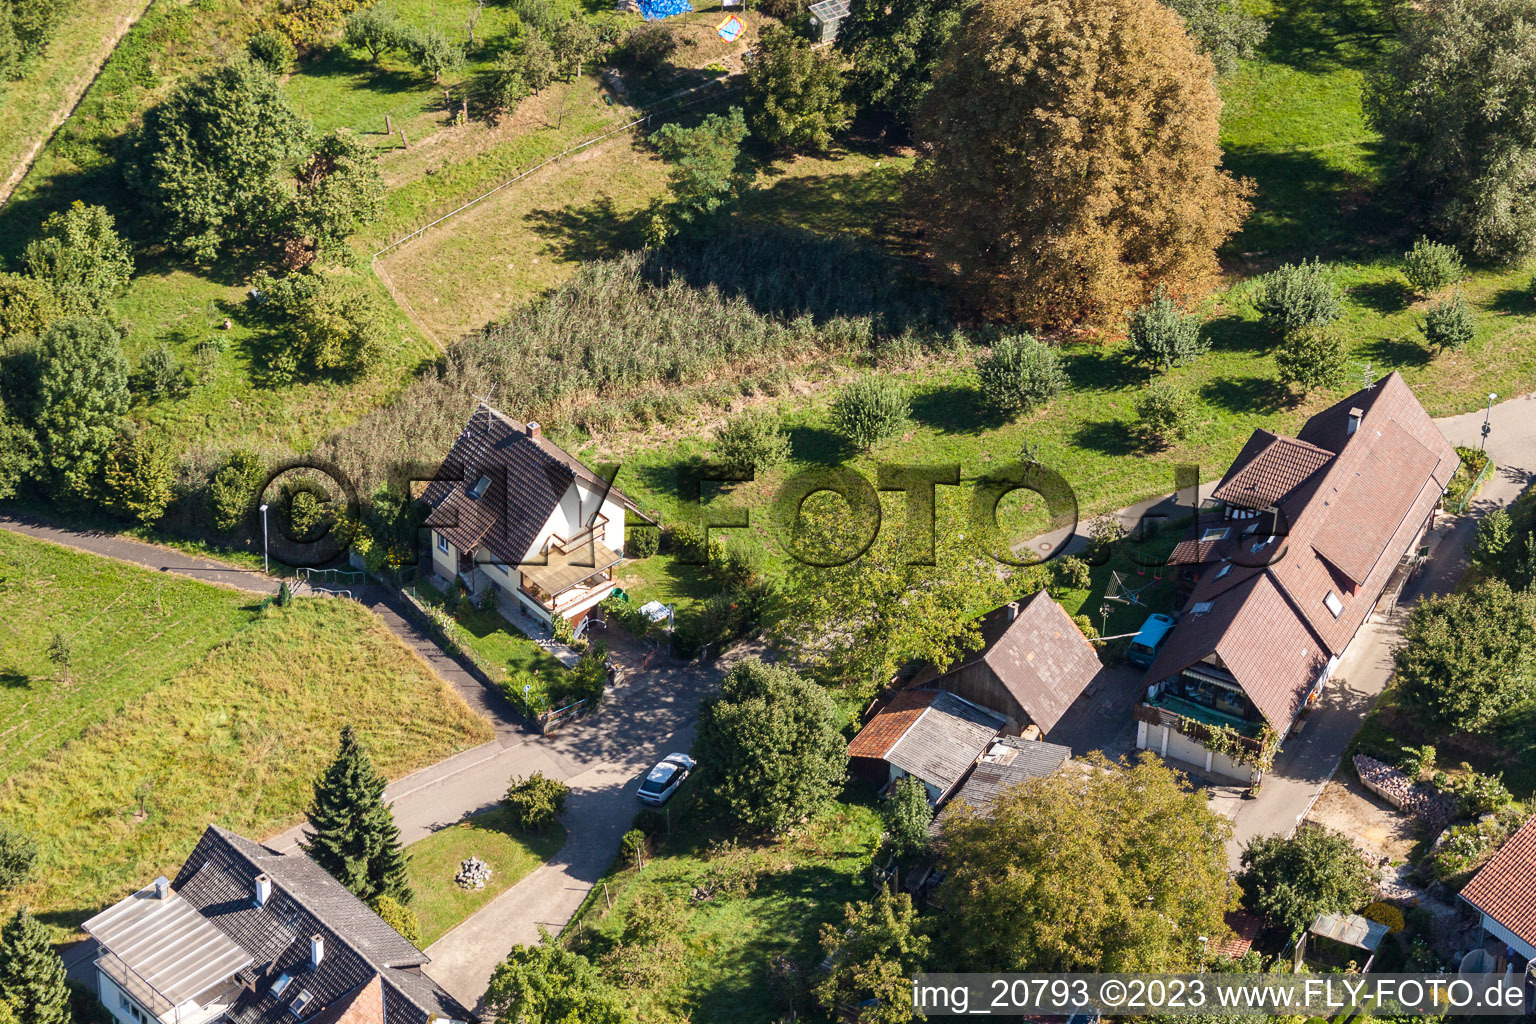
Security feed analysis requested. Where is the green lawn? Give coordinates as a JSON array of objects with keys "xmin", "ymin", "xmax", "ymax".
[
  {"xmin": 569, "ymin": 786, "xmax": 884, "ymax": 1023},
  {"xmin": 0, "ymin": 536, "xmax": 491, "ymax": 934},
  {"xmin": 410, "ymin": 578, "xmax": 572, "ymax": 710},
  {"xmin": 407, "ymin": 807, "xmax": 567, "ymax": 946}
]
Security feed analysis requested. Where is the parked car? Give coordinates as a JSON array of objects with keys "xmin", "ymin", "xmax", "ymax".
[
  {"xmin": 637, "ymin": 752, "xmax": 696, "ymax": 805},
  {"xmin": 1126, "ymin": 613, "xmax": 1177, "ymax": 668}
]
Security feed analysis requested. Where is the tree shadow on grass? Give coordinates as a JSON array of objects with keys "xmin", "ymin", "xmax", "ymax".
[
  {"xmin": 910, "ymin": 383, "xmax": 1006, "ymax": 435},
  {"xmin": 1060, "ymin": 347, "xmax": 1142, "ymax": 391},
  {"xmin": 1220, "ymin": 146, "xmax": 1398, "ymax": 260},
  {"xmin": 525, "ymin": 196, "xmax": 648, "ymax": 265},
  {"xmin": 1203, "ymin": 315, "xmax": 1271, "ymax": 353},
  {"xmin": 1258, "ymin": 0, "xmax": 1395, "ymax": 73},
  {"xmin": 1351, "ymin": 279, "xmax": 1413, "ymax": 314},
  {"xmin": 1488, "ymin": 285, "xmax": 1532, "ymax": 315},
  {"xmin": 1199, "ymin": 375, "xmax": 1289, "ymax": 414},
  {"xmin": 1073, "ymin": 419, "xmax": 1139, "ymax": 456},
  {"xmin": 1357, "ymin": 334, "xmax": 1431, "ymax": 369},
  {"xmin": 294, "ymin": 48, "xmax": 426, "ymax": 97},
  {"xmin": 0, "ymin": 667, "xmax": 28, "ymax": 688},
  {"xmin": 786, "ymin": 425, "xmax": 851, "ymax": 466}
]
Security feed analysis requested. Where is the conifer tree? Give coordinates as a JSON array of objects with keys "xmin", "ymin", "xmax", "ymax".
[
  {"xmin": 302, "ymin": 726, "xmax": 413, "ymax": 905},
  {"xmin": 0, "ymin": 908, "xmax": 71, "ymax": 1024}
]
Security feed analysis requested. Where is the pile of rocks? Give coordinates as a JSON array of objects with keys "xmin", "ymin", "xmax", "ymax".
[
  {"xmin": 455, "ymin": 856, "xmax": 493, "ymax": 890},
  {"xmin": 1353, "ymin": 754, "xmax": 1458, "ymax": 831}
]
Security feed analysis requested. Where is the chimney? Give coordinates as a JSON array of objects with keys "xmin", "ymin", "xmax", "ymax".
[
  {"xmin": 152, "ymin": 876, "xmax": 170, "ymax": 899},
  {"xmin": 1347, "ymin": 407, "xmax": 1364, "ymax": 435},
  {"xmin": 1006, "ymin": 601, "xmax": 1020, "ymax": 622},
  {"xmin": 310, "ymin": 934, "xmax": 324, "ymax": 967},
  {"xmin": 527, "ymin": 420, "xmax": 541, "ymax": 439},
  {"xmin": 254, "ymin": 873, "xmax": 271, "ymax": 907}
]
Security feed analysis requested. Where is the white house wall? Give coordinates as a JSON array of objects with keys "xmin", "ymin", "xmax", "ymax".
[{"xmin": 524, "ymin": 482, "xmax": 627, "ymax": 559}]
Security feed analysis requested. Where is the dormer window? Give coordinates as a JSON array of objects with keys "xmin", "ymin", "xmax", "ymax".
[
  {"xmin": 1324, "ymin": 591, "xmax": 1343, "ymax": 617},
  {"xmin": 468, "ymin": 475, "xmax": 491, "ymax": 500}
]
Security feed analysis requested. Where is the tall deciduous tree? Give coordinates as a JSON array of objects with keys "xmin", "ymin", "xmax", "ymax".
[
  {"xmin": 0, "ymin": 399, "xmax": 37, "ymax": 503},
  {"xmin": 1396, "ymin": 578, "xmax": 1536, "ymax": 731},
  {"xmin": 836, "ymin": 0, "xmax": 968, "ymax": 122},
  {"xmin": 882, "ymin": 776, "xmax": 933, "ymax": 861},
  {"xmin": 816, "ymin": 888, "xmax": 931, "ymax": 1024},
  {"xmin": 914, "ymin": 0, "xmax": 1250, "ymax": 327},
  {"xmin": 485, "ymin": 929, "xmax": 634, "ymax": 1024},
  {"xmin": 1163, "ymin": 0, "xmax": 1267, "ymax": 76},
  {"xmin": 99, "ymin": 426, "xmax": 177, "ymax": 525},
  {"xmin": 291, "ymin": 129, "xmax": 386, "ymax": 264},
  {"xmin": 32, "ymin": 316, "xmax": 130, "ymax": 499},
  {"xmin": 0, "ymin": 272, "xmax": 59, "ymax": 339},
  {"xmin": 124, "ymin": 57, "xmax": 309, "ymax": 260},
  {"xmin": 302, "ymin": 725, "xmax": 414, "ymax": 905},
  {"xmin": 937, "ymin": 752, "xmax": 1235, "ymax": 971},
  {"xmin": 777, "ymin": 490, "xmax": 1009, "ymax": 697},
  {"xmin": 1366, "ymin": 0, "xmax": 1536, "ymax": 260},
  {"xmin": 21, "ymin": 202, "xmax": 133, "ymax": 317},
  {"xmin": 0, "ymin": 908, "xmax": 71, "ymax": 1024},
  {"xmin": 1238, "ymin": 825, "xmax": 1374, "ymax": 938},
  {"xmin": 745, "ymin": 25, "xmax": 851, "ymax": 152},
  {"xmin": 692, "ymin": 658, "xmax": 848, "ymax": 833}
]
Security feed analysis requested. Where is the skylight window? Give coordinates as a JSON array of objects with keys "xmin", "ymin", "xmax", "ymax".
[
  {"xmin": 1191, "ymin": 601, "xmax": 1214, "ymax": 615},
  {"xmin": 467, "ymin": 475, "xmax": 491, "ymax": 500},
  {"xmin": 271, "ymin": 973, "xmax": 293, "ymax": 998},
  {"xmin": 1201, "ymin": 527, "xmax": 1230, "ymax": 543},
  {"xmin": 1215, "ymin": 563, "xmax": 1232, "ymax": 579},
  {"xmin": 1324, "ymin": 591, "xmax": 1343, "ymax": 618},
  {"xmin": 290, "ymin": 991, "xmax": 314, "ymax": 1018},
  {"xmin": 1243, "ymin": 522, "xmax": 1260, "ymax": 535}
]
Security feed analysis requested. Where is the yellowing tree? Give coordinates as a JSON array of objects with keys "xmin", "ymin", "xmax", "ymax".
[{"xmin": 914, "ymin": 0, "xmax": 1251, "ymax": 327}]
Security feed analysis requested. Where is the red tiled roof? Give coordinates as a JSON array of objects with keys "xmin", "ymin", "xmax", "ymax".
[
  {"xmin": 1144, "ymin": 373, "xmax": 1457, "ymax": 731},
  {"xmin": 1212, "ymin": 431, "xmax": 1334, "ymax": 509},
  {"xmin": 848, "ymin": 690, "xmax": 938, "ymax": 759},
  {"xmin": 1212, "ymin": 911, "xmax": 1264, "ymax": 959},
  {"xmin": 1461, "ymin": 814, "xmax": 1536, "ymax": 950}
]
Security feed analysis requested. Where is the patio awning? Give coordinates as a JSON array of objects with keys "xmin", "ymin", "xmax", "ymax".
[
  {"xmin": 84, "ymin": 886, "xmax": 252, "ymax": 1008},
  {"xmin": 521, "ymin": 540, "xmax": 622, "ymax": 597}
]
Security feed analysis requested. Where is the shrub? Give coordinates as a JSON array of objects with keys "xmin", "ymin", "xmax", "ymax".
[
  {"xmin": 1051, "ymin": 555, "xmax": 1091, "ymax": 592},
  {"xmin": 207, "ymin": 449, "xmax": 268, "ymax": 532},
  {"xmin": 1429, "ymin": 807, "xmax": 1524, "ymax": 882},
  {"xmin": 625, "ymin": 525, "xmax": 659, "ymax": 559},
  {"xmin": 619, "ymin": 22, "xmax": 675, "ymax": 69},
  {"xmin": 883, "ymin": 776, "xmax": 932, "ymax": 861},
  {"xmin": 1420, "ymin": 291, "xmax": 1476, "ymax": 350},
  {"xmin": 830, "ymin": 377, "xmax": 910, "ymax": 450},
  {"xmin": 745, "ymin": 25, "xmax": 852, "ymax": 152},
  {"xmin": 1252, "ymin": 258, "xmax": 1341, "ymax": 335},
  {"xmin": 134, "ymin": 344, "xmax": 193, "ymax": 397},
  {"xmin": 0, "ymin": 825, "xmax": 37, "ymax": 894},
  {"xmin": 1446, "ymin": 766, "xmax": 1513, "ymax": 816},
  {"xmin": 372, "ymin": 894, "xmax": 422, "ymax": 945},
  {"xmin": 1396, "ymin": 744, "xmax": 1436, "ymax": 781},
  {"xmin": 1275, "ymin": 325, "xmax": 1347, "ymax": 397},
  {"xmin": 713, "ymin": 408, "xmax": 792, "ymax": 474},
  {"xmin": 630, "ymin": 808, "xmax": 666, "ymax": 835},
  {"xmin": 1134, "ymin": 380, "xmax": 1196, "ymax": 447},
  {"xmin": 405, "ymin": 25, "xmax": 463, "ymax": 83},
  {"xmin": 247, "ymin": 28, "xmax": 297, "ymax": 72},
  {"xmin": 503, "ymin": 772, "xmax": 570, "ymax": 830},
  {"xmin": 1402, "ymin": 237, "xmax": 1465, "ymax": 295},
  {"xmin": 1126, "ymin": 287, "xmax": 1207, "ymax": 371},
  {"xmin": 1362, "ymin": 901, "xmax": 1406, "ymax": 934},
  {"xmin": 975, "ymin": 333, "xmax": 1067, "ymax": 412},
  {"xmin": 621, "ymin": 828, "xmax": 647, "ymax": 868},
  {"xmin": 622, "ymin": 887, "xmax": 684, "ymax": 947}
]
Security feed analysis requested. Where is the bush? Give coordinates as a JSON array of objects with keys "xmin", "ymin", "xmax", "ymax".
[
  {"xmin": 1402, "ymin": 237, "xmax": 1465, "ymax": 295},
  {"xmin": 0, "ymin": 825, "xmax": 37, "ymax": 894},
  {"xmin": 714, "ymin": 408, "xmax": 792, "ymax": 474},
  {"xmin": 1051, "ymin": 555, "xmax": 1091, "ymax": 592},
  {"xmin": 1252, "ymin": 258, "xmax": 1341, "ymax": 335},
  {"xmin": 247, "ymin": 28, "xmax": 297, "ymax": 72},
  {"xmin": 1238, "ymin": 825, "xmax": 1375, "ymax": 937},
  {"xmin": 631, "ymin": 808, "xmax": 666, "ymax": 836},
  {"xmin": 622, "ymin": 887, "xmax": 683, "ymax": 947},
  {"xmin": 1362, "ymin": 901, "xmax": 1406, "ymax": 934},
  {"xmin": 1134, "ymin": 381, "xmax": 1196, "ymax": 447},
  {"xmin": 1126, "ymin": 287, "xmax": 1207, "ymax": 371},
  {"xmin": 1446, "ymin": 766, "xmax": 1513, "ymax": 816},
  {"xmin": 1396, "ymin": 744, "xmax": 1436, "ymax": 781},
  {"xmin": 503, "ymin": 771, "xmax": 570, "ymax": 830},
  {"xmin": 207, "ymin": 449, "xmax": 268, "ymax": 532},
  {"xmin": 372, "ymin": 894, "xmax": 422, "ymax": 945},
  {"xmin": 1429, "ymin": 806, "xmax": 1525, "ymax": 882},
  {"xmin": 1420, "ymin": 291, "xmax": 1476, "ymax": 350},
  {"xmin": 621, "ymin": 828, "xmax": 647, "ymax": 868},
  {"xmin": 134, "ymin": 344, "xmax": 193, "ymax": 397},
  {"xmin": 975, "ymin": 332, "xmax": 1067, "ymax": 412},
  {"xmin": 625, "ymin": 525, "xmax": 659, "ymax": 559},
  {"xmin": 883, "ymin": 776, "xmax": 932, "ymax": 861},
  {"xmin": 1275, "ymin": 325, "xmax": 1347, "ymax": 397},
  {"xmin": 745, "ymin": 25, "xmax": 851, "ymax": 152},
  {"xmin": 619, "ymin": 22, "xmax": 676, "ymax": 69},
  {"xmin": 829, "ymin": 377, "xmax": 910, "ymax": 450}
]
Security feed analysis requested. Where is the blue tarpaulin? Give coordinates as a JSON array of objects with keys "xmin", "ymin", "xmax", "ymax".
[{"xmin": 637, "ymin": 0, "xmax": 692, "ymax": 18}]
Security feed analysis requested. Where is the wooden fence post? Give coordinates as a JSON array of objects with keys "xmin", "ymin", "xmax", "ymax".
[
  {"xmin": 399, "ymin": 129, "xmax": 408, "ymax": 149},
  {"xmin": 384, "ymin": 113, "xmax": 392, "ymax": 134}
]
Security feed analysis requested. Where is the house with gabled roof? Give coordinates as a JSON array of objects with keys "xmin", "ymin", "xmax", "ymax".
[
  {"xmin": 1135, "ymin": 373, "xmax": 1457, "ymax": 781},
  {"xmin": 422, "ymin": 403, "xmax": 641, "ymax": 629},
  {"xmin": 848, "ymin": 689, "xmax": 1006, "ymax": 804},
  {"xmin": 1460, "ymin": 813, "xmax": 1536, "ymax": 975},
  {"xmin": 82, "ymin": 825, "xmax": 474, "ymax": 1024},
  {"xmin": 908, "ymin": 590, "xmax": 1103, "ymax": 739}
]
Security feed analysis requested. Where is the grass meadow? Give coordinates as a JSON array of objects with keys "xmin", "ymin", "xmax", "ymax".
[{"xmin": 0, "ymin": 532, "xmax": 491, "ymax": 934}]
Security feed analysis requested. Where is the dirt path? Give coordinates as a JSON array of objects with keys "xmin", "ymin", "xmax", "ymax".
[{"xmin": 0, "ymin": 0, "xmax": 150, "ymax": 207}]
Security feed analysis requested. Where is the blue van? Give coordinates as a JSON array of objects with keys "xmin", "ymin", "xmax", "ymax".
[{"xmin": 1126, "ymin": 613, "xmax": 1176, "ymax": 668}]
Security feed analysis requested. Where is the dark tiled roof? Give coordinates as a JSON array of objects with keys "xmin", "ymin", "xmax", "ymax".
[
  {"xmin": 171, "ymin": 826, "xmax": 475, "ymax": 1024},
  {"xmin": 1145, "ymin": 373, "xmax": 1457, "ymax": 731},
  {"xmin": 849, "ymin": 690, "xmax": 938, "ymax": 759},
  {"xmin": 884, "ymin": 692, "xmax": 1005, "ymax": 798},
  {"xmin": 422, "ymin": 405, "xmax": 632, "ymax": 567},
  {"xmin": 1461, "ymin": 814, "xmax": 1536, "ymax": 950},
  {"xmin": 924, "ymin": 591, "xmax": 1102, "ymax": 736},
  {"xmin": 947, "ymin": 736, "xmax": 1070, "ymax": 814}
]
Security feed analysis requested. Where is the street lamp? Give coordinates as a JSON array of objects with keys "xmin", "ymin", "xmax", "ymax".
[
  {"xmin": 259, "ymin": 503, "xmax": 270, "ymax": 574},
  {"xmin": 1480, "ymin": 393, "xmax": 1497, "ymax": 452}
]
